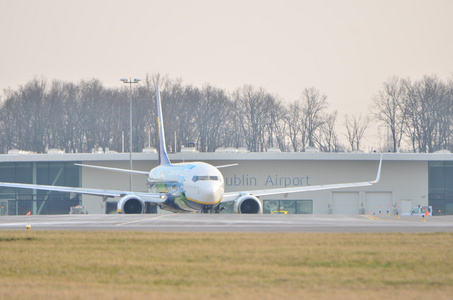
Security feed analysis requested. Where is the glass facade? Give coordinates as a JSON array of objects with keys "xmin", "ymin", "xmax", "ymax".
[
  {"xmin": 428, "ymin": 161, "xmax": 453, "ymax": 215},
  {"xmin": 217, "ymin": 199, "xmax": 313, "ymax": 214},
  {"xmin": 0, "ymin": 162, "xmax": 81, "ymax": 215},
  {"xmin": 263, "ymin": 200, "xmax": 313, "ymax": 214}
]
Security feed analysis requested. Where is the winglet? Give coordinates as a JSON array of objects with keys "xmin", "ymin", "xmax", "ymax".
[
  {"xmin": 156, "ymin": 85, "xmax": 171, "ymax": 165},
  {"xmin": 371, "ymin": 154, "xmax": 383, "ymax": 184}
]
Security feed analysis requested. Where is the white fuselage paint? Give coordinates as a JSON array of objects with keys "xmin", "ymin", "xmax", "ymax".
[{"xmin": 147, "ymin": 162, "xmax": 224, "ymax": 212}]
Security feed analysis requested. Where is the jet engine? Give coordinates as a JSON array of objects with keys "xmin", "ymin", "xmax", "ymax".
[
  {"xmin": 117, "ymin": 195, "xmax": 145, "ymax": 214},
  {"xmin": 235, "ymin": 195, "xmax": 262, "ymax": 214}
]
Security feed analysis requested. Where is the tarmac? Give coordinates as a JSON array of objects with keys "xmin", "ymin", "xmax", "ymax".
[{"xmin": 0, "ymin": 213, "xmax": 452, "ymax": 232}]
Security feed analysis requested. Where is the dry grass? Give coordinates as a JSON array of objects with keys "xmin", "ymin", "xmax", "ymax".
[{"xmin": 0, "ymin": 231, "xmax": 452, "ymax": 299}]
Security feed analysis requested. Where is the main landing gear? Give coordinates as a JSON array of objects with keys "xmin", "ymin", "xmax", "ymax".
[{"xmin": 201, "ymin": 206, "xmax": 224, "ymax": 214}]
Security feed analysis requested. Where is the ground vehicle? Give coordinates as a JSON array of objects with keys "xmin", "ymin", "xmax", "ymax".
[
  {"xmin": 271, "ymin": 210, "xmax": 288, "ymax": 214},
  {"xmin": 401, "ymin": 205, "xmax": 432, "ymax": 216}
]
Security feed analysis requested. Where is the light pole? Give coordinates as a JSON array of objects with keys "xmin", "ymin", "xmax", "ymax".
[{"xmin": 120, "ymin": 77, "xmax": 140, "ymax": 191}]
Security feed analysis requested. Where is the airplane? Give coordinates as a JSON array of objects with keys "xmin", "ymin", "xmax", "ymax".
[{"xmin": 0, "ymin": 85, "xmax": 383, "ymax": 214}]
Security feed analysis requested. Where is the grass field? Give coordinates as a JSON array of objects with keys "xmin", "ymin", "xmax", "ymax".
[{"xmin": 0, "ymin": 231, "xmax": 452, "ymax": 299}]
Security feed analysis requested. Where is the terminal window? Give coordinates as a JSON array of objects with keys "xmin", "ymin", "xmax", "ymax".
[
  {"xmin": 428, "ymin": 161, "xmax": 453, "ymax": 215},
  {"xmin": 263, "ymin": 200, "xmax": 313, "ymax": 214}
]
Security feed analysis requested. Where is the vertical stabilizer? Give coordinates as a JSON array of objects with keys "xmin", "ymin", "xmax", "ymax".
[{"xmin": 156, "ymin": 85, "xmax": 171, "ymax": 165}]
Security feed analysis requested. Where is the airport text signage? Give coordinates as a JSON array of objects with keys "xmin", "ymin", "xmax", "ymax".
[{"xmin": 225, "ymin": 174, "xmax": 311, "ymax": 187}]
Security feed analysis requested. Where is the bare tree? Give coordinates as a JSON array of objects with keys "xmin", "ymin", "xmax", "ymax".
[
  {"xmin": 223, "ymin": 99, "xmax": 246, "ymax": 149},
  {"xmin": 300, "ymin": 88, "xmax": 328, "ymax": 150},
  {"xmin": 372, "ymin": 76, "xmax": 407, "ymax": 152},
  {"xmin": 403, "ymin": 75, "xmax": 447, "ymax": 153},
  {"xmin": 285, "ymin": 101, "xmax": 303, "ymax": 152},
  {"xmin": 176, "ymin": 85, "xmax": 199, "ymax": 151},
  {"xmin": 267, "ymin": 101, "xmax": 288, "ymax": 151},
  {"xmin": 345, "ymin": 113, "xmax": 370, "ymax": 151},
  {"xmin": 0, "ymin": 77, "xmax": 48, "ymax": 152},
  {"xmin": 0, "ymin": 88, "xmax": 20, "ymax": 152},
  {"xmin": 316, "ymin": 111, "xmax": 342, "ymax": 152},
  {"xmin": 233, "ymin": 85, "xmax": 278, "ymax": 152},
  {"xmin": 195, "ymin": 84, "xmax": 232, "ymax": 152}
]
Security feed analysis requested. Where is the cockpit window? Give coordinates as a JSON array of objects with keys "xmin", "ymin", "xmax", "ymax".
[{"xmin": 192, "ymin": 176, "xmax": 219, "ymax": 182}]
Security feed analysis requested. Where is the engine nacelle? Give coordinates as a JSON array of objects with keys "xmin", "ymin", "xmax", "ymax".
[
  {"xmin": 117, "ymin": 195, "xmax": 145, "ymax": 214},
  {"xmin": 235, "ymin": 195, "xmax": 263, "ymax": 214}
]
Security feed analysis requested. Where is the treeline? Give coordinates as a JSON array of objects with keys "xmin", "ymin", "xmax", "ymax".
[
  {"xmin": 0, "ymin": 74, "xmax": 340, "ymax": 154},
  {"xmin": 373, "ymin": 75, "xmax": 453, "ymax": 153},
  {"xmin": 0, "ymin": 73, "xmax": 452, "ymax": 154}
]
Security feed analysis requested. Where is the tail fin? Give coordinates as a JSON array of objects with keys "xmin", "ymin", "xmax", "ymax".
[{"xmin": 156, "ymin": 85, "xmax": 171, "ymax": 165}]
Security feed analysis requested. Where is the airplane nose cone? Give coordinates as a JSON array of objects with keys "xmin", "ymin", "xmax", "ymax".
[{"xmin": 199, "ymin": 183, "xmax": 223, "ymax": 204}]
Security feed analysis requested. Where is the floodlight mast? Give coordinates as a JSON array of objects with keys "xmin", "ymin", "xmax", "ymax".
[{"xmin": 120, "ymin": 77, "xmax": 141, "ymax": 191}]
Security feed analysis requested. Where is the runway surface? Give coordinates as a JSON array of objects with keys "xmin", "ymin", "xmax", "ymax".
[{"xmin": 0, "ymin": 214, "xmax": 452, "ymax": 232}]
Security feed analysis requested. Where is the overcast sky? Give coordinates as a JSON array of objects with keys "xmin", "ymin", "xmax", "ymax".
[{"xmin": 1, "ymin": 0, "xmax": 452, "ymax": 149}]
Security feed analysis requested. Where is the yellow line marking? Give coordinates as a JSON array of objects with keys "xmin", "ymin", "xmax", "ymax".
[
  {"xmin": 361, "ymin": 215, "xmax": 381, "ymax": 221},
  {"xmin": 116, "ymin": 214, "xmax": 174, "ymax": 226}
]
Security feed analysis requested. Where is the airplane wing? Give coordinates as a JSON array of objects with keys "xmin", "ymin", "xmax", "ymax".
[
  {"xmin": 221, "ymin": 154, "xmax": 383, "ymax": 202},
  {"xmin": 0, "ymin": 182, "xmax": 166, "ymax": 203},
  {"xmin": 222, "ymin": 180, "xmax": 376, "ymax": 201},
  {"xmin": 215, "ymin": 164, "xmax": 238, "ymax": 169}
]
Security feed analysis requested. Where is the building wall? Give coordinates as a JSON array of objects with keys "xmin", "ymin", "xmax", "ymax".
[
  {"xmin": 80, "ymin": 156, "xmax": 428, "ymax": 215},
  {"xmin": 81, "ymin": 160, "xmax": 153, "ymax": 214},
  {"xmin": 218, "ymin": 159, "xmax": 427, "ymax": 215},
  {"xmin": 0, "ymin": 152, "xmax": 436, "ymax": 215}
]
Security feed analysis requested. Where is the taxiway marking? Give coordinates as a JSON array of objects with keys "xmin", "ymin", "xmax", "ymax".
[
  {"xmin": 361, "ymin": 215, "xmax": 381, "ymax": 221},
  {"xmin": 115, "ymin": 213, "xmax": 174, "ymax": 226}
]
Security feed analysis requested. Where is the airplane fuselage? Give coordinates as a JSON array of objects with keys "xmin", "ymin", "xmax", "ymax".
[{"xmin": 147, "ymin": 162, "xmax": 225, "ymax": 213}]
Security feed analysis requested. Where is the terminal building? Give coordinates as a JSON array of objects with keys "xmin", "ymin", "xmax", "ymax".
[{"xmin": 0, "ymin": 151, "xmax": 452, "ymax": 216}]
